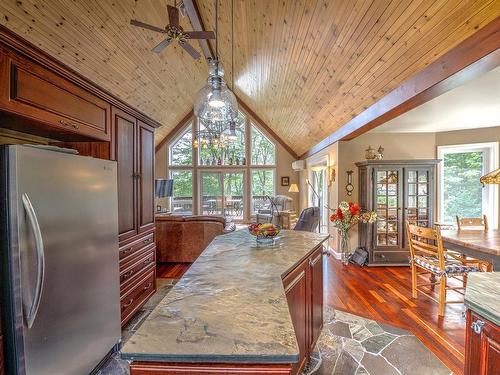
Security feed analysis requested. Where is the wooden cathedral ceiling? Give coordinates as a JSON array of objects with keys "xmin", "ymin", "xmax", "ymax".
[{"xmin": 0, "ymin": 1, "xmax": 499, "ymax": 155}]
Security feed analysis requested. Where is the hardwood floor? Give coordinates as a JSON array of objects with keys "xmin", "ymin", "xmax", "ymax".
[
  {"xmin": 156, "ymin": 262, "xmax": 191, "ymax": 279},
  {"xmin": 324, "ymin": 255, "xmax": 466, "ymax": 375}
]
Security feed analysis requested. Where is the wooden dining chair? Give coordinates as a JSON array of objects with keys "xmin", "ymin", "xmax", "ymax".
[
  {"xmin": 456, "ymin": 215, "xmax": 489, "ymax": 230},
  {"xmin": 406, "ymin": 222, "xmax": 480, "ymax": 316},
  {"xmin": 455, "ymin": 215, "xmax": 493, "ymax": 272}
]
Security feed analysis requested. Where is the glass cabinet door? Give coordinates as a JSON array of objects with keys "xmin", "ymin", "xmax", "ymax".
[
  {"xmin": 405, "ymin": 169, "xmax": 431, "ymax": 228},
  {"xmin": 374, "ymin": 169, "xmax": 402, "ymax": 248}
]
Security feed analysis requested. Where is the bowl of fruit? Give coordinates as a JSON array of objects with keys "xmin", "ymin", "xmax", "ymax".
[{"xmin": 248, "ymin": 223, "xmax": 281, "ymax": 245}]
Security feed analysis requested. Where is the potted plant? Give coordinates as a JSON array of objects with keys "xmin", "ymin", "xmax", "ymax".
[{"xmin": 330, "ymin": 201, "xmax": 376, "ymax": 265}]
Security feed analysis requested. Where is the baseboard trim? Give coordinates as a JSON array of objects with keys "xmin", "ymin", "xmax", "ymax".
[{"xmin": 325, "ymin": 246, "xmax": 341, "ymax": 260}]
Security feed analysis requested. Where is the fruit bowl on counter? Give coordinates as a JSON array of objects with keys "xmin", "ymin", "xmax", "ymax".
[{"xmin": 248, "ymin": 223, "xmax": 281, "ymax": 245}]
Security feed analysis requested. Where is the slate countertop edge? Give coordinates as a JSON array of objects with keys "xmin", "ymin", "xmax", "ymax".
[
  {"xmin": 464, "ymin": 298, "xmax": 500, "ymax": 326},
  {"xmin": 464, "ymin": 273, "xmax": 500, "ymax": 326},
  {"xmin": 120, "ymin": 352, "xmax": 300, "ymax": 363}
]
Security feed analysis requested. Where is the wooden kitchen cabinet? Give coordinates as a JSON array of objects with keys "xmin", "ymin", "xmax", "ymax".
[
  {"xmin": 112, "ymin": 107, "xmax": 156, "ymax": 326},
  {"xmin": 283, "ymin": 246, "xmax": 324, "ymax": 375},
  {"xmin": 137, "ymin": 121, "xmax": 155, "ymax": 233},
  {"xmin": 0, "ymin": 48, "xmax": 111, "ymax": 141},
  {"xmin": 465, "ymin": 310, "xmax": 500, "ymax": 375}
]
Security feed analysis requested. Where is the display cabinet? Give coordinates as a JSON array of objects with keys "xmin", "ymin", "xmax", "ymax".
[{"xmin": 356, "ymin": 160, "xmax": 440, "ymax": 265}]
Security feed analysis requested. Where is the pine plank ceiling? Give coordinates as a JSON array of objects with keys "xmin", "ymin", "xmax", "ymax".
[{"xmin": 0, "ymin": 1, "xmax": 499, "ymax": 155}]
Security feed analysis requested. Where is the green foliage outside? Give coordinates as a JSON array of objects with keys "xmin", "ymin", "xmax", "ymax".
[
  {"xmin": 169, "ymin": 120, "xmax": 277, "ymax": 214},
  {"xmin": 443, "ymin": 151, "xmax": 483, "ymax": 222}
]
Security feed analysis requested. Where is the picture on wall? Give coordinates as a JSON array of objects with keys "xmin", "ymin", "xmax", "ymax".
[{"xmin": 281, "ymin": 176, "xmax": 290, "ymax": 186}]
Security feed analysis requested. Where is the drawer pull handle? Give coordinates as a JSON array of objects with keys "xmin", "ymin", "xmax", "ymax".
[
  {"xmin": 471, "ymin": 320, "xmax": 484, "ymax": 335},
  {"xmin": 143, "ymin": 258, "xmax": 152, "ymax": 265},
  {"xmin": 123, "ymin": 270, "xmax": 134, "ymax": 279},
  {"xmin": 143, "ymin": 282, "xmax": 152, "ymax": 291},
  {"xmin": 59, "ymin": 119, "xmax": 80, "ymax": 130},
  {"xmin": 123, "ymin": 247, "xmax": 133, "ymax": 254},
  {"xmin": 122, "ymin": 298, "xmax": 134, "ymax": 308},
  {"xmin": 143, "ymin": 238, "xmax": 152, "ymax": 244}
]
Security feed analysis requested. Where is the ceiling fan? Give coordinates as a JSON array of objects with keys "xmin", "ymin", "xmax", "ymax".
[{"xmin": 130, "ymin": 4, "xmax": 215, "ymax": 60}]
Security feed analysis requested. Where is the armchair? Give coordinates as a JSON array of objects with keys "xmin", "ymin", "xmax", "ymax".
[{"xmin": 255, "ymin": 195, "xmax": 293, "ymax": 225}]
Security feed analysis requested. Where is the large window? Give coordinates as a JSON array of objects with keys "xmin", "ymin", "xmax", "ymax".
[
  {"xmin": 438, "ymin": 143, "xmax": 498, "ymax": 227},
  {"xmin": 169, "ymin": 170, "xmax": 193, "ymax": 215},
  {"xmin": 251, "ymin": 124, "xmax": 276, "ymax": 165},
  {"xmin": 169, "ymin": 125, "xmax": 192, "ymax": 166},
  {"xmin": 199, "ymin": 112, "xmax": 246, "ymax": 166},
  {"xmin": 167, "ymin": 111, "xmax": 277, "ymax": 221}
]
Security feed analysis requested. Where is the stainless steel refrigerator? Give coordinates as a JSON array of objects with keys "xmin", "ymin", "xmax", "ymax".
[{"xmin": 0, "ymin": 145, "xmax": 121, "ymax": 375}]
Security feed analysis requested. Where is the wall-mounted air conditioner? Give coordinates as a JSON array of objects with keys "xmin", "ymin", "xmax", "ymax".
[{"xmin": 292, "ymin": 160, "xmax": 306, "ymax": 171}]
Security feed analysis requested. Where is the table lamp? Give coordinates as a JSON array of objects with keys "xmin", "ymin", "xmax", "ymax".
[{"xmin": 288, "ymin": 183, "xmax": 299, "ymax": 193}]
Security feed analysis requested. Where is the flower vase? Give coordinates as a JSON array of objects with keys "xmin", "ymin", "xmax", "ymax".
[{"xmin": 340, "ymin": 231, "xmax": 350, "ymax": 265}]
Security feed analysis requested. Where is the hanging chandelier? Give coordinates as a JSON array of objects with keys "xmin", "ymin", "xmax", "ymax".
[
  {"xmin": 193, "ymin": 0, "xmax": 238, "ymax": 124},
  {"xmin": 193, "ymin": 116, "xmax": 241, "ymax": 149}
]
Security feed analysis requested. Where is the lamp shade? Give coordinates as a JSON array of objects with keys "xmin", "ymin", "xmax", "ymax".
[
  {"xmin": 288, "ymin": 183, "xmax": 299, "ymax": 193},
  {"xmin": 155, "ymin": 179, "xmax": 173, "ymax": 198},
  {"xmin": 480, "ymin": 168, "xmax": 500, "ymax": 185}
]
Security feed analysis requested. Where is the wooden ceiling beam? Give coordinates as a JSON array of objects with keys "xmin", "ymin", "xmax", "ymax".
[
  {"xmin": 155, "ymin": 109, "xmax": 194, "ymax": 153},
  {"xmin": 300, "ymin": 16, "xmax": 500, "ymax": 159},
  {"xmin": 183, "ymin": 0, "xmax": 214, "ymax": 60}
]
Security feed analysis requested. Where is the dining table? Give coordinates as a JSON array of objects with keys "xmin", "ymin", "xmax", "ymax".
[{"xmin": 441, "ymin": 229, "xmax": 500, "ymax": 270}]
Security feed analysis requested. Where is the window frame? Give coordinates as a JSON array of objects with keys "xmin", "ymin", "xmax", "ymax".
[
  {"xmin": 437, "ymin": 142, "xmax": 499, "ymax": 228},
  {"xmin": 250, "ymin": 168, "xmax": 276, "ymax": 215},
  {"xmin": 168, "ymin": 122, "xmax": 194, "ymax": 167},
  {"xmin": 250, "ymin": 122, "xmax": 277, "ymax": 167},
  {"xmin": 168, "ymin": 169, "xmax": 194, "ymax": 215},
  {"xmin": 166, "ymin": 110, "xmax": 277, "ymax": 222}
]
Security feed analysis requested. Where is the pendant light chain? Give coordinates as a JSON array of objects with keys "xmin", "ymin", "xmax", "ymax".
[{"xmin": 215, "ymin": 0, "xmax": 219, "ymax": 72}]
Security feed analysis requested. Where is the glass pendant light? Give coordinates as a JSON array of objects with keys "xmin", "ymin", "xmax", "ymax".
[{"xmin": 193, "ymin": 0, "xmax": 237, "ymax": 122}]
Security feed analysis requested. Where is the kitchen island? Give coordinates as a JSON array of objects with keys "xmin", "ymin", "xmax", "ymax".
[
  {"xmin": 121, "ymin": 229, "xmax": 329, "ymax": 375},
  {"xmin": 464, "ymin": 272, "xmax": 499, "ymax": 375}
]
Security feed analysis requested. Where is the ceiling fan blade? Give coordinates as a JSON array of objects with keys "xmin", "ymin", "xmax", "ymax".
[
  {"xmin": 179, "ymin": 41, "xmax": 201, "ymax": 60},
  {"xmin": 167, "ymin": 5, "xmax": 180, "ymax": 27},
  {"xmin": 130, "ymin": 19, "xmax": 165, "ymax": 33},
  {"xmin": 152, "ymin": 38, "xmax": 173, "ymax": 53},
  {"xmin": 184, "ymin": 31, "xmax": 215, "ymax": 40}
]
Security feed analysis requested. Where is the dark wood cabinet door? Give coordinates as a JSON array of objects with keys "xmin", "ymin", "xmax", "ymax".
[
  {"xmin": 113, "ymin": 108, "xmax": 138, "ymax": 241},
  {"xmin": 0, "ymin": 50, "xmax": 110, "ymax": 141},
  {"xmin": 137, "ymin": 121, "xmax": 155, "ymax": 233},
  {"xmin": 465, "ymin": 310, "xmax": 500, "ymax": 375},
  {"xmin": 284, "ymin": 264, "xmax": 308, "ymax": 375},
  {"xmin": 309, "ymin": 249, "xmax": 323, "ymax": 348}
]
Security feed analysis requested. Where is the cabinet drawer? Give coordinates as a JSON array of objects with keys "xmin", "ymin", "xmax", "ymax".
[
  {"xmin": 372, "ymin": 251, "xmax": 409, "ymax": 265},
  {"xmin": 120, "ymin": 268, "xmax": 155, "ymax": 326},
  {"xmin": 119, "ymin": 233, "xmax": 154, "ymax": 261},
  {"xmin": 120, "ymin": 247, "xmax": 155, "ymax": 292},
  {"xmin": 0, "ymin": 51, "xmax": 110, "ymax": 141}
]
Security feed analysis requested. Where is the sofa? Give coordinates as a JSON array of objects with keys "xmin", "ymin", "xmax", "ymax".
[{"xmin": 155, "ymin": 215, "xmax": 234, "ymax": 263}]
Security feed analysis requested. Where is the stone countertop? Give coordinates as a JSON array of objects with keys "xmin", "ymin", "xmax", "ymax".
[
  {"xmin": 121, "ymin": 229, "xmax": 329, "ymax": 363},
  {"xmin": 464, "ymin": 272, "xmax": 500, "ymax": 326}
]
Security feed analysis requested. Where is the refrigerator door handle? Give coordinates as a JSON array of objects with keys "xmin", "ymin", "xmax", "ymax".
[{"xmin": 22, "ymin": 193, "xmax": 46, "ymax": 329}]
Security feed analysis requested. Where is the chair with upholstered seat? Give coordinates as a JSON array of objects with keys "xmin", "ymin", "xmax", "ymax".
[
  {"xmin": 406, "ymin": 222, "xmax": 481, "ymax": 316},
  {"xmin": 256, "ymin": 195, "xmax": 293, "ymax": 225},
  {"xmin": 293, "ymin": 207, "xmax": 320, "ymax": 232}
]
